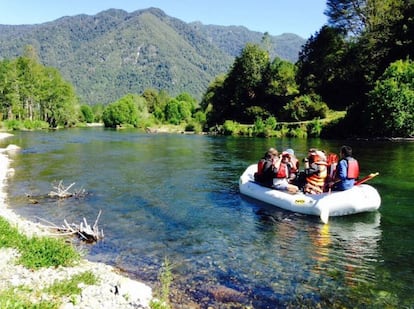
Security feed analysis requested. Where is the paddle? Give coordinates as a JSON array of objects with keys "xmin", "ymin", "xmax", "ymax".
[
  {"xmin": 320, "ymin": 207, "xmax": 329, "ymax": 225},
  {"xmin": 355, "ymin": 172, "xmax": 379, "ymax": 185}
]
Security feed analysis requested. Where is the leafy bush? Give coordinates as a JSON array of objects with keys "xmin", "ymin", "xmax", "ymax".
[
  {"xmin": 222, "ymin": 120, "xmax": 242, "ymax": 135},
  {"xmin": 367, "ymin": 59, "xmax": 414, "ymax": 137},
  {"xmin": 102, "ymin": 94, "xmax": 140, "ymax": 128},
  {"xmin": 80, "ymin": 105, "xmax": 95, "ymax": 123},
  {"xmin": 283, "ymin": 94, "xmax": 328, "ymax": 121}
]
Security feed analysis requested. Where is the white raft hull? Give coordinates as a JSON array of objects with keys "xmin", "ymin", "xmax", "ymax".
[{"xmin": 239, "ymin": 164, "xmax": 381, "ymax": 218}]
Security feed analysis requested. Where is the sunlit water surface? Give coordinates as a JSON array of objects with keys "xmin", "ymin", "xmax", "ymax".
[{"xmin": 4, "ymin": 129, "xmax": 414, "ymax": 308}]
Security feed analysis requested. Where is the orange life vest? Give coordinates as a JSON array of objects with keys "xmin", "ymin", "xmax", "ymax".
[{"xmin": 306, "ymin": 162, "xmax": 328, "ymax": 187}]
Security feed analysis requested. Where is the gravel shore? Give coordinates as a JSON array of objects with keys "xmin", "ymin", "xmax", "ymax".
[{"xmin": 0, "ymin": 133, "xmax": 153, "ymax": 309}]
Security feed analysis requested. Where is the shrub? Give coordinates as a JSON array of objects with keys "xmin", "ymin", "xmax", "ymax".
[{"xmin": 367, "ymin": 59, "xmax": 414, "ymax": 137}]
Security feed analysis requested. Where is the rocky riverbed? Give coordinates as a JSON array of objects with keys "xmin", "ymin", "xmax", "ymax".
[{"xmin": 0, "ymin": 133, "xmax": 153, "ymax": 309}]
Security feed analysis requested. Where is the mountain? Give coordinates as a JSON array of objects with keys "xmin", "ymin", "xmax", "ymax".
[{"xmin": 0, "ymin": 8, "xmax": 306, "ymax": 104}]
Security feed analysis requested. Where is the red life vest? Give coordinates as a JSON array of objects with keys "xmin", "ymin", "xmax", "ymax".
[
  {"xmin": 326, "ymin": 153, "xmax": 339, "ymax": 180},
  {"xmin": 289, "ymin": 156, "xmax": 299, "ymax": 173},
  {"xmin": 346, "ymin": 158, "xmax": 359, "ymax": 179},
  {"xmin": 257, "ymin": 159, "xmax": 265, "ymax": 176},
  {"xmin": 275, "ymin": 162, "xmax": 288, "ymax": 178}
]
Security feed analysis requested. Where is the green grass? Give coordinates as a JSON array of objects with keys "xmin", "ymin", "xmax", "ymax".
[
  {"xmin": 45, "ymin": 271, "xmax": 98, "ymax": 297},
  {"xmin": 0, "ymin": 216, "xmax": 92, "ymax": 307},
  {"xmin": 0, "ymin": 216, "xmax": 80, "ymax": 269}
]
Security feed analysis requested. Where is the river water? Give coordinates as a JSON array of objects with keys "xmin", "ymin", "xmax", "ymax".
[{"xmin": 3, "ymin": 128, "xmax": 414, "ymax": 308}]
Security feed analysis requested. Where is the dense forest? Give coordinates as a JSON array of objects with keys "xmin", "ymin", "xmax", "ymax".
[
  {"xmin": 201, "ymin": 0, "xmax": 414, "ymax": 138},
  {"xmin": 0, "ymin": 0, "xmax": 413, "ymax": 137}
]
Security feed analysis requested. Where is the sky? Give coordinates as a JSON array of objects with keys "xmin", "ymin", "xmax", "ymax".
[{"xmin": 0, "ymin": 0, "xmax": 327, "ymax": 39}]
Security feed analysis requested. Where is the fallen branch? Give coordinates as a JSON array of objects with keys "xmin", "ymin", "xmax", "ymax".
[
  {"xmin": 35, "ymin": 211, "xmax": 104, "ymax": 242},
  {"xmin": 48, "ymin": 180, "xmax": 75, "ymax": 198}
]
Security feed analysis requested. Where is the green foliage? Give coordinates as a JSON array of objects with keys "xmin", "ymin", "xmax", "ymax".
[
  {"xmin": 80, "ymin": 105, "xmax": 94, "ymax": 123},
  {"xmin": 164, "ymin": 99, "xmax": 181, "ymax": 125},
  {"xmin": 0, "ymin": 217, "xmax": 80, "ymax": 269},
  {"xmin": 45, "ymin": 271, "xmax": 98, "ymax": 297},
  {"xmin": 288, "ymin": 125, "xmax": 308, "ymax": 138},
  {"xmin": 150, "ymin": 257, "xmax": 173, "ymax": 309},
  {"xmin": 0, "ymin": 288, "xmax": 57, "ymax": 309},
  {"xmin": 367, "ymin": 59, "xmax": 414, "ymax": 137},
  {"xmin": 222, "ymin": 120, "xmax": 242, "ymax": 135},
  {"xmin": 0, "ymin": 216, "xmax": 24, "ymax": 247},
  {"xmin": 283, "ymin": 94, "xmax": 329, "ymax": 121},
  {"xmin": 0, "ymin": 55, "xmax": 79, "ymax": 128},
  {"xmin": 91, "ymin": 104, "xmax": 105, "ymax": 122},
  {"xmin": 307, "ymin": 119, "xmax": 323, "ymax": 137},
  {"xmin": 18, "ymin": 236, "xmax": 80, "ymax": 269},
  {"xmin": 102, "ymin": 94, "xmax": 142, "ymax": 128}
]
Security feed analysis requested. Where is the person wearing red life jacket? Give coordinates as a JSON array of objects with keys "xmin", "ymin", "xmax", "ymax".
[
  {"xmin": 272, "ymin": 151, "xmax": 299, "ymax": 193},
  {"xmin": 332, "ymin": 145, "xmax": 360, "ymax": 191},
  {"xmin": 254, "ymin": 148, "xmax": 278, "ymax": 187},
  {"xmin": 304, "ymin": 149, "xmax": 328, "ymax": 194},
  {"xmin": 283, "ymin": 148, "xmax": 299, "ymax": 184}
]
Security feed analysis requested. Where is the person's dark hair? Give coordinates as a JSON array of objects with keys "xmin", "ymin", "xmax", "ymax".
[{"xmin": 341, "ymin": 145, "xmax": 353, "ymax": 157}]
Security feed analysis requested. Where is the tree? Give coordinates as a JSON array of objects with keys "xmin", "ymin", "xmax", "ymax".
[
  {"xmin": 263, "ymin": 57, "xmax": 299, "ymax": 116},
  {"xmin": 80, "ymin": 105, "xmax": 94, "ymax": 123},
  {"xmin": 0, "ymin": 54, "xmax": 79, "ymax": 127},
  {"xmin": 325, "ymin": 0, "xmax": 367, "ymax": 36},
  {"xmin": 203, "ymin": 44, "xmax": 270, "ymax": 125},
  {"xmin": 102, "ymin": 94, "xmax": 140, "ymax": 128},
  {"xmin": 367, "ymin": 59, "xmax": 414, "ymax": 137},
  {"xmin": 296, "ymin": 26, "xmax": 359, "ymax": 110}
]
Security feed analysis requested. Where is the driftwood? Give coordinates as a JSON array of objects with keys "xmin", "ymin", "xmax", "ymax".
[
  {"xmin": 36, "ymin": 210, "xmax": 104, "ymax": 242},
  {"xmin": 48, "ymin": 180, "xmax": 87, "ymax": 199}
]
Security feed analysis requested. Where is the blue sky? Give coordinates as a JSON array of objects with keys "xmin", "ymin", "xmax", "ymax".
[{"xmin": 0, "ymin": 0, "xmax": 327, "ymax": 38}]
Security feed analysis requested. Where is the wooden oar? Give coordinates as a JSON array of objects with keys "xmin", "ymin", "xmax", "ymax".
[{"xmin": 355, "ymin": 172, "xmax": 379, "ymax": 185}]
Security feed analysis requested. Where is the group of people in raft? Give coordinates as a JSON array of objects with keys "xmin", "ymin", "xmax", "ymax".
[{"xmin": 254, "ymin": 145, "xmax": 359, "ymax": 194}]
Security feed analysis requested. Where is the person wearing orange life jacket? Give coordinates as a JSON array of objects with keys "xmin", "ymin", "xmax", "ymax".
[
  {"xmin": 272, "ymin": 151, "xmax": 299, "ymax": 193},
  {"xmin": 332, "ymin": 145, "xmax": 360, "ymax": 191},
  {"xmin": 254, "ymin": 148, "xmax": 278, "ymax": 187},
  {"xmin": 304, "ymin": 149, "xmax": 328, "ymax": 194}
]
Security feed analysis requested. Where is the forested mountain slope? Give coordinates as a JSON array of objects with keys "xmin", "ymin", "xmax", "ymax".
[{"xmin": 0, "ymin": 8, "xmax": 305, "ymax": 104}]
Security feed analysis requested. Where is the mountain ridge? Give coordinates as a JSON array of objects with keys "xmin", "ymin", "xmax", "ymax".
[{"xmin": 0, "ymin": 8, "xmax": 306, "ymax": 104}]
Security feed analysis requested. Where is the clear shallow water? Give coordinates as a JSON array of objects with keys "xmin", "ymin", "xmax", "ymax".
[{"xmin": 4, "ymin": 129, "xmax": 414, "ymax": 308}]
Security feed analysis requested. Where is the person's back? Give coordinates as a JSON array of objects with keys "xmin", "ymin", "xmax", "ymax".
[
  {"xmin": 254, "ymin": 148, "xmax": 278, "ymax": 186},
  {"xmin": 334, "ymin": 145, "xmax": 359, "ymax": 191},
  {"xmin": 304, "ymin": 150, "xmax": 328, "ymax": 194}
]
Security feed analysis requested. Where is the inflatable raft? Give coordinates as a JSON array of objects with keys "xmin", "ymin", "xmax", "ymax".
[{"xmin": 239, "ymin": 164, "xmax": 381, "ymax": 223}]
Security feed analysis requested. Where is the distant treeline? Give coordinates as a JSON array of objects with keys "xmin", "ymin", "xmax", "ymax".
[{"xmin": 0, "ymin": 0, "xmax": 413, "ymax": 138}]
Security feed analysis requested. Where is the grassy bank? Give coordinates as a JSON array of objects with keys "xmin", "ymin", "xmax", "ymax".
[{"xmin": 0, "ymin": 216, "xmax": 98, "ymax": 308}]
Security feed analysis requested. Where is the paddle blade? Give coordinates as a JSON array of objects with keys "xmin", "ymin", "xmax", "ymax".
[{"xmin": 355, "ymin": 172, "xmax": 379, "ymax": 185}]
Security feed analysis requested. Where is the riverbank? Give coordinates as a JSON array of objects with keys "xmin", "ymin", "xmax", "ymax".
[{"xmin": 0, "ymin": 133, "xmax": 153, "ymax": 309}]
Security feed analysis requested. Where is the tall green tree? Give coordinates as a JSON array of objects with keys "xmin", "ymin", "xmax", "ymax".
[
  {"xmin": 296, "ymin": 26, "xmax": 360, "ymax": 110},
  {"xmin": 0, "ymin": 54, "xmax": 79, "ymax": 127},
  {"xmin": 367, "ymin": 59, "xmax": 414, "ymax": 137},
  {"xmin": 203, "ymin": 43, "xmax": 270, "ymax": 125}
]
